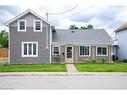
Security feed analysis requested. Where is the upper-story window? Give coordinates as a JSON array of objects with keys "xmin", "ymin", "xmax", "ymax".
[
  {"xmin": 18, "ymin": 20, "xmax": 26, "ymax": 31},
  {"xmin": 34, "ymin": 20, "xmax": 42, "ymax": 32}
]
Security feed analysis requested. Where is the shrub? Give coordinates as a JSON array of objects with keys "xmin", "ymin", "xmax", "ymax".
[
  {"xmin": 53, "ymin": 55, "xmax": 61, "ymax": 63},
  {"xmin": 123, "ymin": 59, "xmax": 127, "ymax": 63},
  {"xmin": 83, "ymin": 58, "xmax": 90, "ymax": 64},
  {"xmin": 91, "ymin": 58, "xmax": 97, "ymax": 64},
  {"xmin": 100, "ymin": 58, "xmax": 106, "ymax": 64}
]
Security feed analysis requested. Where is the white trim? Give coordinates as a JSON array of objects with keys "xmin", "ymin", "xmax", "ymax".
[
  {"xmin": 52, "ymin": 46, "xmax": 60, "ymax": 55},
  {"xmin": 49, "ymin": 25, "xmax": 52, "ymax": 63},
  {"xmin": 18, "ymin": 19, "xmax": 26, "ymax": 32},
  {"xmin": 5, "ymin": 9, "xmax": 53, "ymax": 26},
  {"xmin": 21, "ymin": 42, "xmax": 38, "ymax": 57},
  {"xmin": 33, "ymin": 20, "xmax": 42, "ymax": 32},
  {"xmin": 65, "ymin": 45, "xmax": 73, "ymax": 63},
  {"xmin": 79, "ymin": 45, "xmax": 91, "ymax": 57},
  {"xmin": 96, "ymin": 46, "xmax": 108, "ymax": 56}
]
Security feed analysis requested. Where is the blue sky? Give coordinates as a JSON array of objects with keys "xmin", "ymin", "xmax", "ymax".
[{"xmin": 1, "ymin": 5, "xmax": 127, "ymax": 38}]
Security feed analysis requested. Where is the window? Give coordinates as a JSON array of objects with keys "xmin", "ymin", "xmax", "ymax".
[
  {"xmin": 22, "ymin": 42, "xmax": 38, "ymax": 57},
  {"xmin": 34, "ymin": 20, "xmax": 42, "ymax": 31},
  {"xmin": 18, "ymin": 20, "xmax": 26, "ymax": 31},
  {"xmin": 52, "ymin": 46, "xmax": 60, "ymax": 55},
  {"xmin": 79, "ymin": 46, "xmax": 90, "ymax": 56},
  {"xmin": 96, "ymin": 46, "xmax": 108, "ymax": 56}
]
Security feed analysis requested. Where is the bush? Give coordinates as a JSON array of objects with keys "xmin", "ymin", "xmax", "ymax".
[
  {"xmin": 91, "ymin": 58, "xmax": 97, "ymax": 64},
  {"xmin": 53, "ymin": 55, "xmax": 61, "ymax": 63},
  {"xmin": 123, "ymin": 59, "xmax": 127, "ymax": 63},
  {"xmin": 83, "ymin": 58, "xmax": 90, "ymax": 64},
  {"xmin": 100, "ymin": 58, "xmax": 106, "ymax": 64}
]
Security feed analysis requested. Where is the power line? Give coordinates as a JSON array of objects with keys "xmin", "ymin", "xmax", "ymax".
[
  {"xmin": 48, "ymin": 5, "xmax": 78, "ymax": 15},
  {"xmin": 58, "ymin": 5, "xmax": 94, "ymax": 20},
  {"xmin": 46, "ymin": 5, "xmax": 78, "ymax": 20}
]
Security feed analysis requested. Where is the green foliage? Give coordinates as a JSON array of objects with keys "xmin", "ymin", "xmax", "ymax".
[
  {"xmin": 54, "ymin": 55, "xmax": 61, "ymax": 63},
  {"xmin": 69, "ymin": 25, "xmax": 78, "ymax": 30},
  {"xmin": 91, "ymin": 58, "xmax": 97, "ymax": 64},
  {"xmin": 69, "ymin": 24, "xmax": 94, "ymax": 30},
  {"xmin": 83, "ymin": 58, "xmax": 90, "ymax": 64},
  {"xmin": 99, "ymin": 58, "xmax": 107, "ymax": 64},
  {"xmin": 81, "ymin": 26, "xmax": 87, "ymax": 29},
  {"xmin": 87, "ymin": 24, "xmax": 93, "ymax": 29},
  {"xmin": 0, "ymin": 30, "xmax": 8, "ymax": 48}
]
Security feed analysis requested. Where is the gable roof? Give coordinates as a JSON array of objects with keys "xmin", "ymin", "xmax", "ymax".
[
  {"xmin": 5, "ymin": 9, "xmax": 53, "ymax": 26},
  {"xmin": 52, "ymin": 29, "xmax": 113, "ymax": 45},
  {"xmin": 115, "ymin": 22, "xmax": 127, "ymax": 33}
]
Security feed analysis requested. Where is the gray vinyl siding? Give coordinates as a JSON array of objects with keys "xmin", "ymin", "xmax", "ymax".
[
  {"xmin": 51, "ymin": 46, "xmax": 65, "ymax": 63},
  {"xmin": 51, "ymin": 45, "xmax": 110, "ymax": 63},
  {"xmin": 9, "ymin": 13, "xmax": 51, "ymax": 64}
]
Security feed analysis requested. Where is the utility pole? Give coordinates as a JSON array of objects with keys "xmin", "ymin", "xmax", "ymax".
[{"xmin": 46, "ymin": 12, "xmax": 48, "ymax": 21}]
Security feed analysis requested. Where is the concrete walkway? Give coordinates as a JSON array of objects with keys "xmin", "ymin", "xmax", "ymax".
[{"xmin": 66, "ymin": 64, "xmax": 78, "ymax": 72}]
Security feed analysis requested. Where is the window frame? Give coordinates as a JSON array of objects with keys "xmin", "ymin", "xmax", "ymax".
[
  {"xmin": 96, "ymin": 46, "xmax": 108, "ymax": 56},
  {"xmin": 18, "ymin": 19, "xmax": 26, "ymax": 31},
  {"xmin": 34, "ymin": 20, "xmax": 42, "ymax": 32},
  {"xmin": 21, "ymin": 42, "xmax": 38, "ymax": 57},
  {"xmin": 52, "ymin": 46, "xmax": 60, "ymax": 55},
  {"xmin": 79, "ymin": 45, "xmax": 91, "ymax": 57}
]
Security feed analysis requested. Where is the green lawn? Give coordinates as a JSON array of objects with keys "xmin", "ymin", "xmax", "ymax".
[
  {"xmin": 0, "ymin": 64, "xmax": 66, "ymax": 72},
  {"xmin": 0, "ymin": 58, "xmax": 8, "ymax": 65},
  {"xmin": 75, "ymin": 63, "xmax": 127, "ymax": 72}
]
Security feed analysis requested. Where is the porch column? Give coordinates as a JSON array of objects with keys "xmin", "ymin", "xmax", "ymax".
[{"xmin": 108, "ymin": 46, "xmax": 113, "ymax": 63}]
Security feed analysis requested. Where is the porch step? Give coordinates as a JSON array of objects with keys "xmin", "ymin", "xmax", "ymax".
[{"xmin": 66, "ymin": 64, "xmax": 78, "ymax": 72}]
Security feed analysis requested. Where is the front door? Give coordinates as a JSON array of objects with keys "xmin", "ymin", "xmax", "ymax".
[{"xmin": 65, "ymin": 45, "xmax": 73, "ymax": 63}]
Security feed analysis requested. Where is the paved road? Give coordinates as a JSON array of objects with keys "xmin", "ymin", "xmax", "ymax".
[{"xmin": 0, "ymin": 75, "xmax": 127, "ymax": 89}]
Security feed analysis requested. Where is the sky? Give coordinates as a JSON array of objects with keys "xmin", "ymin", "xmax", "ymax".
[{"xmin": 1, "ymin": 0, "xmax": 127, "ymax": 39}]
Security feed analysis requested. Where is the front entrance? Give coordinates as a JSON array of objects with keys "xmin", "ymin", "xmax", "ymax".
[{"xmin": 65, "ymin": 45, "xmax": 73, "ymax": 63}]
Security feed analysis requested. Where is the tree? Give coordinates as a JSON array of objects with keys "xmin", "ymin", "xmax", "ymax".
[
  {"xmin": 81, "ymin": 26, "xmax": 87, "ymax": 29},
  {"xmin": 69, "ymin": 25, "xmax": 78, "ymax": 30},
  {"xmin": 0, "ymin": 30, "xmax": 8, "ymax": 48},
  {"xmin": 87, "ymin": 24, "xmax": 94, "ymax": 29},
  {"xmin": 69, "ymin": 24, "xmax": 94, "ymax": 30}
]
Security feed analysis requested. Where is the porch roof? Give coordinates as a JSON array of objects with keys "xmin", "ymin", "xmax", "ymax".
[{"xmin": 52, "ymin": 29, "xmax": 113, "ymax": 45}]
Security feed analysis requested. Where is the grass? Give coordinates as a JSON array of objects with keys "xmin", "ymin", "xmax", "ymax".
[
  {"xmin": 0, "ymin": 58, "xmax": 8, "ymax": 65},
  {"xmin": 0, "ymin": 64, "xmax": 66, "ymax": 72},
  {"xmin": 75, "ymin": 63, "xmax": 127, "ymax": 72}
]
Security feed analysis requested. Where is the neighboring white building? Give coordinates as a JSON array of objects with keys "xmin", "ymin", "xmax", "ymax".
[{"xmin": 115, "ymin": 23, "xmax": 127, "ymax": 60}]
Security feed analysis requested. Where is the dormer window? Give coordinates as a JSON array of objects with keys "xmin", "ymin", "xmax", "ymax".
[
  {"xmin": 18, "ymin": 20, "xmax": 26, "ymax": 31},
  {"xmin": 34, "ymin": 20, "xmax": 42, "ymax": 32}
]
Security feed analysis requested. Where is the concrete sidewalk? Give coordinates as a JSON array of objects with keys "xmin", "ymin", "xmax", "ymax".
[
  {"xmin": 66, "ymin": 64, "xmax": 78, "ymax": 72},
  {"xmin": 1, "ymin": 72, "xmax": 127, "ymax": 76}
]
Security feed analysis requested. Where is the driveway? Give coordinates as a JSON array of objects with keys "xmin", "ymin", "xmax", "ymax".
[{"xmin": 0, "ymin": 74, "xmax": 127, "ymax": 89}]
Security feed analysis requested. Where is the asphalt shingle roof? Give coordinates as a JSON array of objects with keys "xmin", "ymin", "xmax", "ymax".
[{"xmin": 52, "ymin": 29, "xmax": 113, "ymax": 45}]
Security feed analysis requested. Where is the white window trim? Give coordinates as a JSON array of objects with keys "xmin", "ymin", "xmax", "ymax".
[
  {"xmin": 21, "ymin": 42, "xmax": 38, "ymax": 57},
  {"xmin": 79, "ymin": 45, "xmax": 91, "ymax": 57},
  {"xmin": 52, "ymin": 46, "xmax": 60, "ymax": 55},
  {"xmin": 34, "ymin": 20, "xmax": 42, "ymax": 32},
  {"xmin": 18, "ymin": 19, "xmax": 26, "ymax": 31},
  {"xmin": 96, "ymin": 46, "xmax": 108, "ymax": 56}
]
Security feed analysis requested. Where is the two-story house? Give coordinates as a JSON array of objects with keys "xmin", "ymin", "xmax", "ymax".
[{"xmin": 5, "ymin": 9, "xmax": 113, "ymax": 64}]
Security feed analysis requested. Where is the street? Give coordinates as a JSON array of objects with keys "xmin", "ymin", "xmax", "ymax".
[{"xmin": 0, "ymin": 75, "xmax": 127, "ymax": 89}]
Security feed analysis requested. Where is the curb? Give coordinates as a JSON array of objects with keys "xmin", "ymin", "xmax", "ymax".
[{"xmin": 0, "ymin": 72, "xmax": 127, "ymax": 76}]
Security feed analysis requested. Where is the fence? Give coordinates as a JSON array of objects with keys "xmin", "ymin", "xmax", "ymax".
[{"xmin": 0, "ymin": 48, "xmax": 8, "ymax": 58}]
